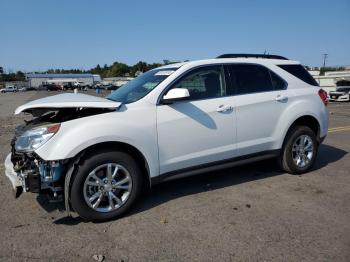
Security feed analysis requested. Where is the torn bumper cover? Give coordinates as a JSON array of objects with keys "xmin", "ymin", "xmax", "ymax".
[
  {"xmin": 4, "ymin": 153, "xmax": 23, "ymax": 196},
  {"xmin": 5, "ymin": 151, "xmax": 66, "ymax": 199}
]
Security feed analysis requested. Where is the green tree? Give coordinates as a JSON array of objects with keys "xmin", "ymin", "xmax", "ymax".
[
  {"xmin": 106, "ymin": 62, "xmax": 130, "ymax": 77},
  {"xmin": 15, "ymin": 71, "xmax": 25, "ymax": 81}
]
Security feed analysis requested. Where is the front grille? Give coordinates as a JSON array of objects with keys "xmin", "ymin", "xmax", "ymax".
[{"xmin": 330, "ymin": 94, "xmax": 344, "ymax": 99}]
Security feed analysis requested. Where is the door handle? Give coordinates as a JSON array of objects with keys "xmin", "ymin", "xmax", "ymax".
[
  {"xmin": 216, "ymin": 105, "xmax": 233, "ymax": 112},
  {"xmin": 275, "ymin": 94, "xmax": 288, "ymax": 102}
]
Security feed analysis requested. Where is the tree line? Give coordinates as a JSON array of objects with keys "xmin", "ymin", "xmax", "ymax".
[{"xmin": 0, "ymin": 67, "xmax": 26, "ymax": 81}]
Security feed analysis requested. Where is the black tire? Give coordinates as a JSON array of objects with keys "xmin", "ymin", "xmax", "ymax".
[
  {"xmin": 279, "ymin": 125, "xmax": 318, "ymax": 174},
  {"xmin": 70, "ymin": 150, "xmax": 143, "ymax": 222}
]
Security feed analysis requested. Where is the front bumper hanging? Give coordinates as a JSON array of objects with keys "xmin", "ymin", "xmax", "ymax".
[{"xmin": 4, "ymin": 153, "xmax": 23, "ymax": 197}]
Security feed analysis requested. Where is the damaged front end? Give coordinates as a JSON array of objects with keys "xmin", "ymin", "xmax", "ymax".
[
  {"xmin": 6, "ymin": 106, "xmax": 115, "ymax": 200},
  {"xmin": 8, "ymin": 150, "xmax": 66, "ymax": 199}
]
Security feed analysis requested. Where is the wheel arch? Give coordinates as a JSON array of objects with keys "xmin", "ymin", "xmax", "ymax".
[
  {"xmin": 76, "ymin": 141, "xmax": 151, "ymax": 188},
  {"xmin": 63, "ymin": 141, "xmax": 152, "ymax": 216},
  {"xmin": 283, "ymin": 115, "xmax": 321, "ymax": 145}
]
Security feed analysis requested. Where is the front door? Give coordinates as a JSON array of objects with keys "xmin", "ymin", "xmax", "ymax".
[{"xmin": 156, "ymin": 65, "xmax": 237, "ymax": 174}]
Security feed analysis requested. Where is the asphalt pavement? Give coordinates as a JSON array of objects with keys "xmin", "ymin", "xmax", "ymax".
[{"xmin": 0, "ymin": 91, "xmax": 349, "ymax": 261}]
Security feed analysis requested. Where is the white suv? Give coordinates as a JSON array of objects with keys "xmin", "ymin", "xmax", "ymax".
[
  {"xmin": 5, "ymin": 54, "xmax": 329, "ymax": 221},
  {"xmin": 0, "ymin": 85, "xmax": 18, "ymax": 93}
]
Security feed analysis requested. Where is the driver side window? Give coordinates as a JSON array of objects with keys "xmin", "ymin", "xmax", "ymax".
[{"xmin": 172, "ymin": 65, "xmax": 226, "ymax": 100}]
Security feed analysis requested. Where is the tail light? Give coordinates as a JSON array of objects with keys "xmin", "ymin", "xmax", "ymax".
[{"xmin": 318, "ymin": 89, "xmax": 328, "ymax": 106}]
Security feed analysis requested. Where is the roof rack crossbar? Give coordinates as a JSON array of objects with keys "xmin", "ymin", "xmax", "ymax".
[{"xmin": 216, "ymin": 54, "xmax": 288, "ymax": 60}]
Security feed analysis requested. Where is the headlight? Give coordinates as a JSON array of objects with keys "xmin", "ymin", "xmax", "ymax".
[{"xmin": 15, "ymin": 123, "xmax": 60, "ymax": 152}]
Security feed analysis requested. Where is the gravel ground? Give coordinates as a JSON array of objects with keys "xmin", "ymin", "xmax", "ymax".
[{"xmin": 0, "ymin": 91, "xmax": 349, "ymax": 262}]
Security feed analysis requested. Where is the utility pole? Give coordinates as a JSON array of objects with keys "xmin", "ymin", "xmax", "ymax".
[{"xmin": 322, "ymin": 53, "xmax": 328, "ymax": 68}]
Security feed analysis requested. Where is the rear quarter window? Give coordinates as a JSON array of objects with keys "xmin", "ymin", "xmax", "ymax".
[{"xmin": 278, "ymin": 64, "xmax": 319, "ymax": 86}]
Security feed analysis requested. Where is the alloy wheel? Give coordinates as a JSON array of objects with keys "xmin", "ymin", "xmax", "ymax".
[
  {"xmin": 291, "ymin": 135, "xmax": 314, "ymax": 168},
  {"xmin": 83, "ymin": 163, "xmax": 132, "ymax": 213}
]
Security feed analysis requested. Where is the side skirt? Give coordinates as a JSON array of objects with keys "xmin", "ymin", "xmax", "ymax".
[{"xmin": 151, "ymin": 150, "xmax": 280, "ymax": 185}]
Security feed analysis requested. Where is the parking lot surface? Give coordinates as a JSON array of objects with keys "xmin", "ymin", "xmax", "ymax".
[{"xmin": 0, "ymin": 91, "xmax": 349, "ymax": 261}]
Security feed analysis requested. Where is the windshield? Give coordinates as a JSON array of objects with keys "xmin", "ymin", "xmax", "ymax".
[{"xmin": 107, "ymin": 68, "xmax": 177, "ymax": 103}]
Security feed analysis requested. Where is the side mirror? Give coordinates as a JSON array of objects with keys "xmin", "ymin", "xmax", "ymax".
[{"xmin": 161, "ymin": 88, "xmax": 190, "ymax": 104}]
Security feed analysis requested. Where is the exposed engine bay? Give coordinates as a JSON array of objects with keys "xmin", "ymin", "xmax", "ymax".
[{"xmin": 11, "ymin": 107, "xmax": 114, "ymax": 199}]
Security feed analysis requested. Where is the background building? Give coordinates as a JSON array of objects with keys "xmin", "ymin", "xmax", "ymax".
[
  {"xmin": 25, "ymin": 73, "xmax": 100, "ymax": 88},
  {"xmin": 308, "ymin": 70, "xmax": 350, "ymax": 93}
]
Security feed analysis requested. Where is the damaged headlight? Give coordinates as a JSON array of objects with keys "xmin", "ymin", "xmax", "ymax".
[{"xmin": 15, "ymin": 123, "xmax": 60, "ymax": 152}]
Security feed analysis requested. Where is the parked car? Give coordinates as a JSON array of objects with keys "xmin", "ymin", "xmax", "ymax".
[
  {"xmin": 18, "ymin": 87, "xmax": 29, "ymax": 92},
  {"xmin": 46, "ymin": 84, "xmax": 63, "ymax": 91},
  {"xmin": 0, "ymin": 86, "xmax": 18, "ymax": 93},
  {"xmin": 5, "ymin": 54, "xmax": 329, "ymax": 222},
  {"xmin": 63, "ymin": 82, "xmax": 89, "ymax": 91},
  {"xmin": 63, "ymin": 82, "xmax": 75, "ymax": 90},
  {"xmin": 105, "ymin": 84, "xmax": 119, "ymax": 91},
  {"xmin": 329, "ymin": 87, "xmax": 350, "ymax": 102},
  {"xmin": 37, "ymin": 84, "xmax": 61, "ymax": 91}
]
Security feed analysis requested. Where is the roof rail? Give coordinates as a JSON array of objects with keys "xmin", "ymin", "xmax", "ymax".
[{"xmin": 216, "ymin": 54, "xmax": 288, "ymax": 60}]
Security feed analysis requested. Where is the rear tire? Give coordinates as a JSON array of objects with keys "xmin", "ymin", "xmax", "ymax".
[
  {"xmin": 279, "ymin": 126, "xmax": 318, "ymax": 174},
  {"xmin": 70, "ymin": 150, "xmax": 143, "ymax": 222}
]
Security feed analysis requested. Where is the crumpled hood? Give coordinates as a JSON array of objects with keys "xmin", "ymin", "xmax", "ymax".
[{"xmin": 15, "ymin": 93, "xmax": 121, "ymax": 115}]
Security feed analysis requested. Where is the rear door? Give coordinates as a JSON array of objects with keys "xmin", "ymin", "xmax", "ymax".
[{"xmin": 225, "ymin": 64, "xmax": 289, "ymax": 155}]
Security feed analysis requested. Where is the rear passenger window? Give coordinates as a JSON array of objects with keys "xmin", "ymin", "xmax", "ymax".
[
  {"xmin": 270, "ymin": 70, "xmax": 286, "ymax": 90},
  {"xmin": 231, "ymin": 65, "xmax": 273, "ymax": 95},
  {"xmin": 226, "ymin": 64, "xmax": 287, "ymax": 95}
]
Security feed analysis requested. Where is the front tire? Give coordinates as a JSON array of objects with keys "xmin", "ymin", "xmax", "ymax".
[
  {"xmin": 70, "ymin": 150, "xmax": 143, "ymax": 222},
  {"xmin": 279, "ymin": 126, "xmax": 318, "ymax": 174}
]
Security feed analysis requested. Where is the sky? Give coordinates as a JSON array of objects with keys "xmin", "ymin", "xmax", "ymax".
[{"xmin": 0, "ymin": 0, "xmax": 349, "ymax": 72}]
